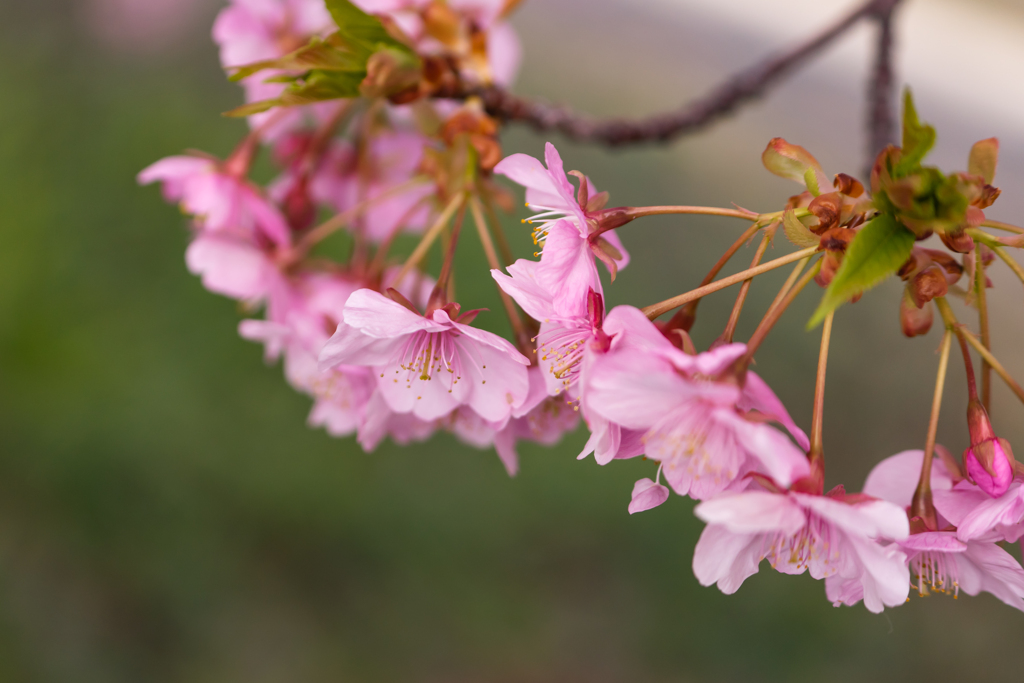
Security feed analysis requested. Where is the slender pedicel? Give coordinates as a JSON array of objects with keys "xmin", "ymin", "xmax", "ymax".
[
  {"xmin": 719, "ymin": 221, "xmax": 779, "ymax": 344},
  {"xmin": 910, "ymin": 328, "xmax": 952, "ymax": 531},
  {"xmin": 295, "ymin": 176, "xmax": 432, "ymax": 255},
  {"xmin": 935, "ymin": 297, "xmax": 1024, "ymax": 406},
  {"xmin": 642, "ymin": 246, "xmax": 818, "ymax": 320},
  {"xmin": 668, "ymin": 222, "xmax": 761, "ymax": 333},
  {"xmin": 809, "ymin": 311, "xmax": 834, "ymax": 465},
  {"xmin": 981, "ymin": 219, "xmax": 1024, "ymax": 235},
  {"xmin": 739, "ymin": 258, "xmax": 824, "ymax": 369},
  {"xmin": 975, "ymin": 244, "xmax": 992, "ymax": 411},
  {"xmin": 470, "ymin": 196, "xmax": 531, "ymax": 352},
  {"xmin": 392, "ymin": 193, "xmax": 467, "ymax": 289}
]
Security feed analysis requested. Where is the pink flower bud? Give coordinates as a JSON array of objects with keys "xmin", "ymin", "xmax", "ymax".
[{"xmin": 964, "ymin": 438, "xmax": 1015, "ymax": 498}]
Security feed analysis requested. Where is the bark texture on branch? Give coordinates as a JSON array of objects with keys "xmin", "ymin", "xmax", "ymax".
[{"xmin": 456, "ymin": 0, "xmax": 903, "ymax": 149}]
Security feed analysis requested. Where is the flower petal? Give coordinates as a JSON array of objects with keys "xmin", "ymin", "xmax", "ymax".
[
  {"xmin": 628, "ymin": 478, "xmax": 671, "ymax": 514},
  {"xmin": 694, "ymin": 491, "xmax": 806, "ymax": 535}
]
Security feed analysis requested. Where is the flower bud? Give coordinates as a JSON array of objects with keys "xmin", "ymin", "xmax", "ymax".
[
  {"xmin": 909, "ymin": 265, "xmax": 948, "ymax": 308},
  {"xmin": 282, "ymin": 175, "xmax": 316, "ymax": 232},
  {"xmin": 963, "ymin": 399, "xmax": 1016, "ymax": 497},
  {"xmin": 899, "ymin": 289, "xmax": 932, "ymax": 338},
  {"xmin": 965, "ymin": 438, "xmax": 1015, "ymax": 498}
]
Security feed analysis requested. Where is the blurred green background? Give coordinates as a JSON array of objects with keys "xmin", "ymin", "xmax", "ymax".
[{"xmin": 2, "ymin": 0, "xmax": 1023, "ymax": 680}]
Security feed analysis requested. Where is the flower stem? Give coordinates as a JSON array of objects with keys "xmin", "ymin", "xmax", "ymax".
[
  {"xmin": 295, "ymin": 177, "xmax": 430, "ymax": 255},
  {"xmin": 481, "ymin": 193, "xmax": 515, "ymax": 266},
  {"xmin": 934, "ymin": 297, "xmax": 1024, "ymax": 405},
  {"xmin": 718, "ymin": 221, "xmax": 778, "ymax": 344},
  {"xmin": 975, "ymin": 244, "xmax": 991, "ymax": 411},
  {"xmin": 989, "ymin": 244, "xmax": 1024, "ymax": 286},
  {"xmin": 762, "ymin": 255, "xmax": 811, "ymax": 324},
  {"xmin": 392, "ymin": 193, "xmax": 466, "ymax": 289},
  {"xmin": 624, "ymin": 205, "xmax": 759, "ymax": 221},
  {"xmin": 368, "ymin": 196, "xmax": 432, "ymax": 277},
  {"xmin": 642, "ymin": 246, "xmax": 818, "ymax": 320},
  {"xmin": 981, "ymin": 219, "xmax": 1024, "ymax": 235},
  {"xmin": 434, "ymin": 202, "xmax": 468, "ymax": 304},
  {"xmin": 469, "ymin": 196, "xmax": 531, "ymax": 351},
  {"xmin": 809, "ymin": 310, "xmax": 834, "ymax": 464},
  {"xmin": 667, "ymin": 223, "xmax": 761, "ymax": 333},
  {"xmin": 738, "ymin": 257, "xmax": 823, "ymax": 371},
  {"xmin": 910, "ymin": 328, "xmax": 952, "ymax": 531}
]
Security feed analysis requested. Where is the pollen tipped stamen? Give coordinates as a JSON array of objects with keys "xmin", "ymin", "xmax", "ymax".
[{"xmin": 396, "ymin": 330, "xmax": 464, "ymax": 392}]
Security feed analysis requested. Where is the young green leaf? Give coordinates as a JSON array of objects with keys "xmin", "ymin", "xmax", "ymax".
[
  {"xmin": 894, "ymin": 89, "xmax": 936, "ymax": 177},
  {"xmin": 808, "ymin": 214, "xmax": 915, "ymax": 327},
  {"xmin": 968, "ymin": 137, "xmax": 999, "ymax": 184},
  {"xmin": 782, "ymin": 209, "xmax": 820, "ymax": 248},
  {"xmin": 326, "ymin": 0, "xmax": 414, "ymax": 55}
]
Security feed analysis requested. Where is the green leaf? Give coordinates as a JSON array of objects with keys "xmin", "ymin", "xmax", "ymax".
[
  {"xmin": 968, "ymin": 138, "xmax": 999, "ymax": 184},
  {"xmin": 782, "ymin": 209, "xmax": 820, "ymax": 248},
  {"xmin": 895, "ymin": 89, "xmax": 936, "ymax": 177},
  {"xmin": 761, "ymin": 137, "xmax": 827, "ymax": 188},
  {"xmin": 228, "ymin": 35, "xmax": 367, "ymax": 82},
  {"xmin": 808, "ymin": 214, "xmax": 915, "ymax": 327},
  {"xmin": 222, "ymin": 99, "xmax": 279, "ymax": 117},
  {"xmin": 803, "ymin": 168, "xmax": 820, "ymax": 196},
  {"xmin": 325, "ymin": 0, "xmax": 414, "ymax": 55}
]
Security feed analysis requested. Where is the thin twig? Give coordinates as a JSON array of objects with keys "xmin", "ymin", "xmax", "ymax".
[{"xmin": 457, "ymin": 0, "xmax": 902, "ymax": 146}]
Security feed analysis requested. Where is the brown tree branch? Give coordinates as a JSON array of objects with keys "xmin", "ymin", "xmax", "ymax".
[
  {"xmin": 866, "ymin": 0, "xmax": 901, "ymax": 174},
  {"xmin": 458, "ymin": 0, "xmax": 903, "ymax": 147}
]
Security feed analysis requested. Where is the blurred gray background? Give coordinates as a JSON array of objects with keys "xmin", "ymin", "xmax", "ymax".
[{"xmin": 1, "ymin": 0, "xmax": 1023, "ymax": 680}]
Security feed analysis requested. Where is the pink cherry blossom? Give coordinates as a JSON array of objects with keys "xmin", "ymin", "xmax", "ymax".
[
  {"xmin": 184, "ymin": 233, "xmax": 282, "ymax": 301},
  {"xmin": 274, "ymin": 130, "xmax": 434, "ymax": 243},
  {"xmin": 450, "ymin": 366, "xmax": 581, "ymax": 476},
  {"xmin": 138, "ymin": 155, "xmax": 290, "ymax": 247},
  {"xmin": 238, "ymin": 271, "xmax": 372, "ymax": 436},
  {"xmin": 353, "ymin": 0, "xmax": 521, "ymax": 86},
  {"xmin": 693, "ymin": 489, "xmax": 910, "ymax": 613},
  {"xmin": 319, "ymin": 288, "xmax": 530, "ymax": 422},
  {"xmin": 492, "ymin": 258, "xmax": 599, "ymax": 395},
  {"xmin": 854, "ymin": 450, "xmax": 1024, "ymax": 610},
  {"xmin": 495, "ymin": 143, "xmax": 629, "ymax": 312},
  {"xmin": 576, "ymin": 305, "xmax": 694, "ymax": 465},
  {"xmin": 936, "ymin": 481, "xmax": 1024, "ymax": 544},
  {"xmin": 585, "ymin": 335, "xmax": 811, "ymax": 499},
  {"xmin": 357, "ymin": 389, "xmax": 436, "ymax": 451},
  {"xmin": 213, "ymin": 0, "xmax": 335, "ymax": 138}
]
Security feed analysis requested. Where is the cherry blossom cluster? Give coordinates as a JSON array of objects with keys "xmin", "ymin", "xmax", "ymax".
[{"xmin": 140, "ymin": 0, "xmax": 1024, "ymax": 614}]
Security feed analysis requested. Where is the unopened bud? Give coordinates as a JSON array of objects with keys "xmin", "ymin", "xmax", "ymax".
[
  {"xmin": 808, "ymin": 192, "xmax": 842, "ymax": 234},
  {"xmin": 966, "ymin": 399, "xmax": 997, "ymax": 446},
  {"xmin": 939, "ymin": 228, "xmax": 975, "ymax": 254},
  {"xmin": 964, "ymin": 437, "xmax": 1016, "ymax": 498},
  {"xmin": 282, "ymin": 176, "xmax": 316, "ymax": 232},
  {"xmin": 899, "ymin": 289, "xmax": 933, "ymax": 337},
  {"xmin": 909, "ymin": 265, "xmax": 948, "ymax": 308},
  {"xmin": 833, "ymin": 173, "xmax": 864, "ymax": 198}
]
